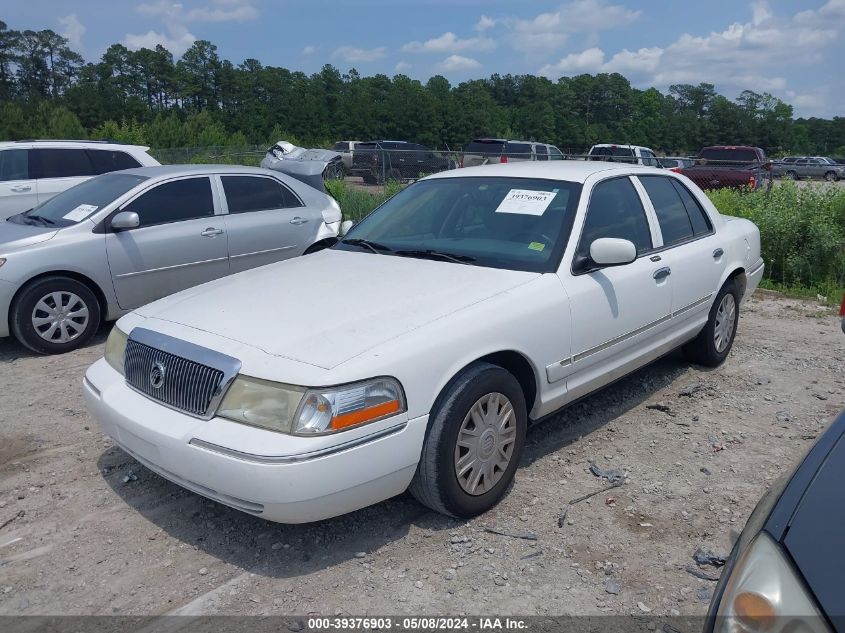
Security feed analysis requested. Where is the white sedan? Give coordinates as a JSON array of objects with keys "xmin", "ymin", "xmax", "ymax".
[{"xmin": 84, "ymin": 161, "xmax": 764, "ymax": 523}]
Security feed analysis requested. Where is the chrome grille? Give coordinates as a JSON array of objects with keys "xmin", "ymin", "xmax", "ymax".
[{"xmin": 124, "ymin": 328, "xmax": 241, "ymax": 419}]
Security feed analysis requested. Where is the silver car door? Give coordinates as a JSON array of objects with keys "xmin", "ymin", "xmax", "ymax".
[
  {"xmin": 105, "ymin": 176, "xmax": 229, "ymax": 310},
  {"xmin": 0, "ymin": 148, "xmax": 38, "ymax": 219},
  {"xmin": 218, "ymin": 174, "xmax": 316, "ymax": 274}
]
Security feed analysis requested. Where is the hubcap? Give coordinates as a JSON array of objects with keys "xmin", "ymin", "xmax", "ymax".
[
  {"xmin": 454, "ymin": 392, "xmax": 517, "ymax": 496},
  {"xmin": 31, "ymin": 291, "xmax": 89, "ymax": 344},
  {"xmin": 713, "ymin": 293, "xmax": 737, "ymax": 353}
]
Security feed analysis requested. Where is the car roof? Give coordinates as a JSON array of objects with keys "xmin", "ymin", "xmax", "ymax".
[
  {"xmin": 590, "ymin": 143, "xmax": 653, "ymax": 151},
  {"xmin": 0, "ymin": 140, "xmax": 150, "ymax": 151},
  {"xmin": 426, "ymin": 160, "xmax": 656, "ymax": 184},
  {"xmin": 113, "ymin": 164, "xmax": 280, "ymax": 178},
  {"xmin": 469, "ymin": 138, "xmax": 537, "ymax": 144}
]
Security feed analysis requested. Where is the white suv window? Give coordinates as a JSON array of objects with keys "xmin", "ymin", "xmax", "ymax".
[{"xmin": 0, "ymin": 149, "xmax": 29, "ymax": 181}]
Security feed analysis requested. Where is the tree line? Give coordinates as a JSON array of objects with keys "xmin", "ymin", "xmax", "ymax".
[{"xmin": 1, "ymin": 19, "xmax": 844, "ymax": 156}]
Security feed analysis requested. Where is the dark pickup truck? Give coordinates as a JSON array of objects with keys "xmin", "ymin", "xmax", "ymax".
[
  {"xmin": 679, "ymin": 146, "xmax": 770, "ymax": 190},
  {"xmin": 351, "ymin": 141, "xmax": 452, "ymax": 184}
]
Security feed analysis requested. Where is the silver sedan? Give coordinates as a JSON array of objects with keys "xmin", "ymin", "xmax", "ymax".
[{"xmin": 0, "ymin": 165, "xmax": 341, "ymax": 354}]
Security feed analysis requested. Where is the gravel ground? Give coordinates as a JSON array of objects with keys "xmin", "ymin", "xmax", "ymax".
[{"xmin": 0, "ymin": 292, "xmax": 843, "ymax": 617}]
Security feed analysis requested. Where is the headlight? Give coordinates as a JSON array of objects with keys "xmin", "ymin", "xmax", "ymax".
[
  {"xmin": 217, "ymin": 376, "xmax": 405, "ymax": 435},
  {"xmin": 714, "ymin": 532, "xmax": 830, "ymax": 633},
  {"xmin": 104, "ymin": 325, "xmax": 128, "ymax": 375},
  {"xmin": 217, "ymin": 376, "xmax": 305, "ymax": 433}
]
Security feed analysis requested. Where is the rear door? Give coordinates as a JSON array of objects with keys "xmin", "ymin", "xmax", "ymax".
[
  {"xmin": 535, "ymin": 145, "xmax": 549, "ymax": 161},
  {"xmin": 636, "ymin": 175, "xmax": 724, "ymax": 329},
  {"xmin": 105, "ymin": 176, "xmax": 230, "ymax": 309},
  {"xmin": 0, "ymin": 147, "xmax": 37, "ymax": 219},
  {"xmin": 219, "ymin": 174, "xmax": 315, "ymax": 273},
  {"xmin": 31, "ymin": 148, "xmax": 97, "ymax": 204}
]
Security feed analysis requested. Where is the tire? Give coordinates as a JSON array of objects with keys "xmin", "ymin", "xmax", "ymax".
[
  {"xmin": 683, "ymin": 279, "xmax": 740, "ymax": 367},
  {"xmin": 824, "ymin": 171, "xmax": 837, "ymax": 182},
  {"xmin": 786, "ymin": 170, "xmax": 797, "ymax": 180},
  {"xmin": 409, "ymin": 362, "xmax": 527, "ymax": 518},
  {"xmin": 10, "ymin": 276, "xmax": 101, "ymax": 355}
]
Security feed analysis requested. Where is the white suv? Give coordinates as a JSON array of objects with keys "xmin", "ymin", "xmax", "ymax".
[
  {"xmin": 588, "ymin": 144, "xmax": 659, "ymax": 166},
  {"xmin": 0, "ymin": 140, "xmax": 160, "ymax": 220}
]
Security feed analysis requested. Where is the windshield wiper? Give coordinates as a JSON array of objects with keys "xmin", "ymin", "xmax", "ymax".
[
  {"xmin": 24, "ymin": 215, "xmax": 57, "ymax": 227},
  {"xmin": 341, "ymin": 238, "xmax": 393, "ymax": 254},
  {"xmin": 395, "ymin": 249, "xmax": 476, "ymax": 265}
]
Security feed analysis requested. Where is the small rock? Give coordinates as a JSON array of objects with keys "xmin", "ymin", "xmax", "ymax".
[
  {"xmin": 695, "ymin": 587, "xmax": 713, "ymax": 602},
  {"xmin": 354, "ymin": 552, "xmax": 366, "ymax": 558},
  {"xmin": 637, "ymin": 601, "xmax": 651, "ymax": 613},
  {"xmin": 122, "ymin": 472, "xmax": 138, "ymax": 484},
  {"xmin": 756, "ymin": 377, "xmax": 770, "ymax": 385},
  {"xmin": 198, "ymin": 568, "xmax": 208, "ymax": 576},
  {"xmin": 414, "ymin": 581, "xmax": 424, "ymax": 589},
  {"xmin": 605, "ymin": 579, "xmax": 621, "ymax": 595},
  {"xmin": 701, "ymin": 467, "xmax": 711, "ymax": 475},
  {"xmin": 776, "ymin": 411, "xmax": 793, "ymax": 423}
]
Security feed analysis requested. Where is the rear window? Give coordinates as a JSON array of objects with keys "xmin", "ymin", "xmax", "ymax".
[
  {"xmin": 465, "ymin": 140, "xmax": 505, "ymax": 155},
  {"xmin": 589, "ymin": 146, "xmax": 636, "ymax": 162},
  {"xmin": 505, "ymin": 143, "xmax": 532, "ymax": 159},
  {"xmin": 87, "ymin": 149, "xmax": 142, "ymax": 174},
  {"xmin": 333, "ymin": 142, "xmax": 349, "ymax": 151},
  {"xmin": 698, "ymin": 148, "xmax": 761, "ymax": 163}
]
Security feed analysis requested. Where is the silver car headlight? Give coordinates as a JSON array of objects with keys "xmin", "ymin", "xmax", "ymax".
[
  {"xmin": 714, "ymin": 532, "xmax": 830, "ymax": 633},
  {"xmin": 217, "ymin": 376, "xmax": 405, "ymax": 435},
  {"xmin": 104, "ymin": 325, "xmax": 129, "ymax": 376}
]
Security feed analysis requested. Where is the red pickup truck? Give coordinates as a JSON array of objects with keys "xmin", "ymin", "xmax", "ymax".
[{"xmin": 679, "ymin": 146, "xmax": 770, "ymax": 190}]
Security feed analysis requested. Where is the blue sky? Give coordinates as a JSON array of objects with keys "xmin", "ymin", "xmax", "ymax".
[{"xmin": 7, "ymin": 0, "xmax": 844, "ymax": 117}]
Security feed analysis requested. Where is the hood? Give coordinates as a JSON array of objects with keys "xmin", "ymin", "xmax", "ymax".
[
  {"xmin": 0, "ymin": 220, "xmax": 58, "ymax": 253},
  {"xmin": 135, "ymin": 249, "xmax": 539, "ymax": 369}
]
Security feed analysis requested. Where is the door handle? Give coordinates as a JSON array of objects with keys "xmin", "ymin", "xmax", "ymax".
[
  {"xmin": 201, "ymin": 227, "xmax": 224, "ymax": 237},
  {"xmin": 289, "ymin": 217, "xmax": 309, "ymax": 225},
  {"xmin": 712, "ymin": 248, "xmax": 724, "ymax": 258},
  {"xmin": 10, "ymin": 185, "xmax": 31, "ymax": 192},
  {"xmin": 653, "ymin": 266, "xmax": 671, "ymax": 280}
]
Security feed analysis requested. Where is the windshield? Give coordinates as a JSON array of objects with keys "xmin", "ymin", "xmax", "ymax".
[
  {"xmin": 334, "ymin": 177, "xmax": 582, "ymax": 273},
  {"xmin": 20, "ymin": 173, "xmax": 148, "ymax": 227}
]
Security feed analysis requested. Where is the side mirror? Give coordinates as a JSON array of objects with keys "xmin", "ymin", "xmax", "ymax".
[
  {"xmin": 339, "ymin": 220, "xmax": 354, "ymax": 237},
  {"xmin": 111, "ymin": 211, "xmax": 140, "ymax": 231},
  {"xmin": 589, "ymin": 238, "xmax": 637, "ymax": 267}
]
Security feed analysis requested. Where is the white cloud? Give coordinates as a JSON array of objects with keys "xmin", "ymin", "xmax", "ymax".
[
  {"xmin": 502, "ymin": 0, "xmax": 641, "ymax": 53},
  {"xmin": 539, "ymin": 47, "xmax": 604, "ymax": 75},
  {"xmin": 394, "ymin": 61, "xmax": 412, "ymax": 73},
  {"xmin": 434, "ymin": 55, "xmax": 482, "ymax": 72},
  {"xmin": 126, "ymin": 0, "xmax": 257, "ymax": 54},
  {"xmin": 332, "ymin": 45, "xmax": 386, "ymax": 63},
  {"xmin": 58, "ymin": 14, "xmax": 86, "ymax": 49},
  {"xmin": 302, "ymin": 45, "xmax": 317, "ymax": 56},
  {"xmin": 402, "ymin": 32, "xmax": 496, "ymax": 54},
  {"xmin": 602, "ymin": 47, "xmax": 663, "ymax": 75},
  {"xmin": 474, "ymin": 15, "xmax": 497, "ymax": 31}
]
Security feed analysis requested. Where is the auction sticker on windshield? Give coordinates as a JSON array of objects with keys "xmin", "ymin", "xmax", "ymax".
[
  {"xmin": 63, "ymin": 204, "xmax": 98, "ymax": 222},
  {"xmin": 495, "ymin": 189, "xmax": 557, "ymax": 215}
]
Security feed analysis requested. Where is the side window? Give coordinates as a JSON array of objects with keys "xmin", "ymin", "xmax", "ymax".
[
  {"xmin": 641, "ymin": 150, "xmax": 658, "ymax": 167},
  {"xmin": 670, "ymin": 180, "xmax": 712, "ymax": 236},
  {"xmin": 576, "ymin": 177, "xmax": 653, "ymax": 262},
  {"xmin": 33, "ymin": 148, "xmax": 96, "ymax": 179},
  {"xmin": 0, "ymin": 149, "xmax": 29, "ymax": 181},
  {"xmin": 87, "ymin": 150, "xmax": 142, "ymax": 174},
  {"xmin": 123, "ymin": 177, "xmax": 214, "ymax": 227},
  {"xmin": 333, "ymin": 142, "xmax": 349, "ymax": 151},
  {"xmin": 536, "ymin": 145, "xmax": 549, "ymax": 161},
  {"xmin": 549, "ymin": 147, "xmax": 563, "ymax": 160},
  {"xmin": 221, "ymin": 176, "xmax": 301, "ymax": 213},
  {"xmin": 639, "ymin": 176, "xmax": 694, "ymax": 245}
]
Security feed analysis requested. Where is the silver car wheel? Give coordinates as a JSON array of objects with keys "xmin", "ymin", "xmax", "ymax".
[
  {"xmin": 31, "ymin": 291, "xmax": 89, "ymax": 344},
  {"xmin": 713, "ymin": 293, "xmax": 736, "ymax": 353},
  {"xmin": 454, "ymin": 392, "xmax": 517, "ymax": 496}
]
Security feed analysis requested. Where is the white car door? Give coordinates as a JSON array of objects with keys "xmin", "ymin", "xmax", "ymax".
[
  {"xmin": 105, "ymin": 176, "xmax": 230, "ymax": 309},
  {"xmin": 218, "ymin": 174, "xmax": 316, "ymax": 274},
  {"xmin": 635, "ymin": 175, "xmax": 725, "ymax": 328},
  {"xmin": 558, "ymin": 176, "xmax": 672, "ymax": 398},
  {"xmin": 32, "ymin": 148, "xmax": 95, "ymax": 205},
  {"xmin": 0, "ymin": 147, "xmax": 38, "ymax": 219}
]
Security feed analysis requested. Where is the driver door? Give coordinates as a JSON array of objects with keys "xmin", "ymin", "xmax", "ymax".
[
  {"xmin": 105, "ymin": 176, "xmax": 230, "ymax": 309},
  {"xmin": 559, "ymin": 176, "xmax": 672, "ymax": 397}
]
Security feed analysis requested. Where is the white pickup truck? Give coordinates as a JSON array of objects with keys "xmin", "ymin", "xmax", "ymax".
[{"xmin": 85, "ymin": 161, "xmax": 763, "ymax": 523}]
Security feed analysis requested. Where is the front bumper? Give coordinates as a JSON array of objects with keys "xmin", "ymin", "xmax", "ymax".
[{"xmin": 83, "ymin": 358, "xmax": 427, "ymax": 523}]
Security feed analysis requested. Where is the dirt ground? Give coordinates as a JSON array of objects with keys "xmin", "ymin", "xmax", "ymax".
[{"xmin": 0, "ymin": 293, "xmax": 843, "ymax": 618}]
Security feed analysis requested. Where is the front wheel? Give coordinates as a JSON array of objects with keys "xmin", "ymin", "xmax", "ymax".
[
  {"xmin": 824, "ymin": 171, "xmax": 838, "ymax": 182},
  {"xmin": 10, "ymin": 276, "xmax": 101, "ymax": 354},
  {"xmin": 410, "ymin": 362, "xmax": 527, "ymax": 518},
  {"xmin": 683, "ymin": 279, "xmax": 739, "ymax": 367}
]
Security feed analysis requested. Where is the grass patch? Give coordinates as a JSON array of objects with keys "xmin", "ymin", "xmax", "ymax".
[{"xmin": 324, "ymin": 179, "xmax": 403, "ymax": 222}]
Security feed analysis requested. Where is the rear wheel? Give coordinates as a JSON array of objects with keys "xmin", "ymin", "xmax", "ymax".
[
  {"xmin": 410, "ymin": 362, "xmax": 527, "ymax": 518},
  {"xmin": 683, "ymin": 279, "xmax": 739, "ymax": 367},
  {"xmin": 824, "ymin": 171, "xmax": 838, "ymax": 182},
  {"xmin": 786, "ymin": 170, "xmax": 797, "ymax": 180},
  {"xmin": 11, "ymin": 276, "xmax": 101, "ymax": 355}
]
